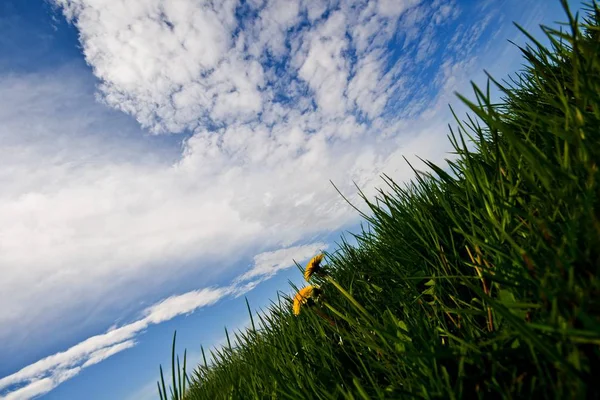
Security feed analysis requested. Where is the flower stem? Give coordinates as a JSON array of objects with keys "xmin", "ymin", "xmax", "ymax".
[{"xmin": 325, "ymin": 276, "xmax": 374, "ymax": 323}]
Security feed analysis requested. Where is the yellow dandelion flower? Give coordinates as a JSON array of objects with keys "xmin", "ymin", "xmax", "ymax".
[
  {"xmin": 293, "ymin": 286, "xmax": 315, "ymax": 316},
  {"xmin": 304, "ymin": 254, "xmax": 324, "ymax": 281}
]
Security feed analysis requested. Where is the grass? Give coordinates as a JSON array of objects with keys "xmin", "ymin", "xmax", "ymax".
[{"xmin": 158, "ymin": 2, "xmax": 600, "ymax": 398}]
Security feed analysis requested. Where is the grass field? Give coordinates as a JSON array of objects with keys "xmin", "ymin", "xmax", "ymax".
[{"xmin": 158, "ymin": 2, "xmax": 600, "ymax": 398}]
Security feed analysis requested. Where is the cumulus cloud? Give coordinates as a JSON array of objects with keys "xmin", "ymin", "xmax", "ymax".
[
  {"xmin": 53, "ymin": 0, "xmax": 243, "ymax": 132},
  {"xmin": 48, "ymin": 0, "xmax": 469, "ymax": 134}
]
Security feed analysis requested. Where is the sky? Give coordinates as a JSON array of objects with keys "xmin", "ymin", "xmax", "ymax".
[{"xmin": 0, "ymin": 0, "xmax": 584, "ymax": 399}]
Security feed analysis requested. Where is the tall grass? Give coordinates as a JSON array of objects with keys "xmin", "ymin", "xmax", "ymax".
[{"xmin": 158, "ymin": 2, "xmax": 600, "ymax": 398}]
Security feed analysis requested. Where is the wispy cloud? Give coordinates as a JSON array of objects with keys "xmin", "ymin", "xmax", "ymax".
[
  {"xmin": 0, "ymin": 243, "xmax": 322, "ymax": 399},
  {"xmin": 0, "ymin": 286, "xmax": 226, "ymax": 399},
  {"xmin": 236, "ymin": 242, "xmax": 328, "ymax": 282}
]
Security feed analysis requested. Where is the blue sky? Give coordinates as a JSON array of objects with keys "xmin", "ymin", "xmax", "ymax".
[{"xmin": 0, "ymin": 0, "xmax": 583, "ymax": 399}]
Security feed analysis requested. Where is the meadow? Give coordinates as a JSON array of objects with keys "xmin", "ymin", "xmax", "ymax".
[{"xmin": 158, "ymin": 2, "xmax": 600, "ymax": 398}]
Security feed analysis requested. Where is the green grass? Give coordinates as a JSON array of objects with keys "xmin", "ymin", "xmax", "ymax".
[{"xmin": 158, "ymin": 2, "xmax": 600, "ymax": 398}]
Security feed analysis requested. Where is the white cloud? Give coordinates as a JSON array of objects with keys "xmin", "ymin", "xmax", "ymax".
[
  {"xmin": 81, "ymin": 340, "xmax": 137, "ymax": 368},
  {"xmin": 53, "ymin": 0, "xmax": 246, "ymax": 133},
  {"xmin": 0, "ymin": 286, "xmax": 228, "ymax": 399},
  {"xmin": 2, "ymin": 378, "xmax": 54, "ymax": 400},
  {"xmin": 47, "ymin": 0, "xmax": 450, "ymax": 133},
  {"xmin": 246, "ymin": 0, "xmax": 302, "ymax": 58},
  {"xmin": 377, "ymin": 0, "xmax": 421, "ymax": 18},
  {"xmin": 143, "ymin": 288, "xmax": 231, "ymax": 324},
  {"xmin": 0, "ymin": 241, "xmax": 325, "ymax": 399},
  {"xmin": 347, "ymin": 51, "xmax": 389, "ymax": 118},
  {"xmin": 296, "ymin": 11, "xmax": 349, "ymax": 115},
  {"xmin": 237, "ymin": 242, "xmax": 327, "ymax": 282}
]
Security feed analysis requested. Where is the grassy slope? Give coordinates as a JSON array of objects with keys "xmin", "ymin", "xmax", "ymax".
[{"xmin": 159, "ymin": 2, "xmax": 600, "ymax": 399}]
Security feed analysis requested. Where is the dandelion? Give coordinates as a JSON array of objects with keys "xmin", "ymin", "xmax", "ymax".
[
  {"xmin": 304, "ymin": 253, "xmax": 325, "ymax": 281},
  {"xmin": 293, "ymin": 286, "xmax": 316, "ymax": 316}
]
